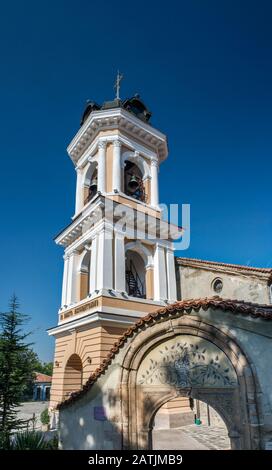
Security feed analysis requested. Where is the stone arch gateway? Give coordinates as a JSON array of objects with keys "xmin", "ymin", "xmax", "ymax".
[
  {"xmin": 120, "ymin": 319, "xmax": 256, "ymax": 450},
  {"xmin": 58, "ymin": 299, "xmax": 272, "ymax": 450}
]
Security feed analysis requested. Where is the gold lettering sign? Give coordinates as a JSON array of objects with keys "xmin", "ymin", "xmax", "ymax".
[
  {"xmin": 75, "ymin": 299, "xmax": 99, "ymax": 314},
  {"xmin": 61, "ymin": 299, "xmax": 99, "ymax": 321}
]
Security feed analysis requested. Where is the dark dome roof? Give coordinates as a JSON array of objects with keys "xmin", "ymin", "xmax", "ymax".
[
  {"xmin": 80, "ymin": 101, "xmax": 101, "ymax": 126},
  {"xmin": 80, "ymin": 94, "xmax": 152, "ymax": 126},
  {"xmin": 122, "ymin": 94, "xmax": 152, "ymax": 123}
]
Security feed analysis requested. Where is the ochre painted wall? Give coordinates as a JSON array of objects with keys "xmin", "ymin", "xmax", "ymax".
[{"xmin": 50, "ymin": 324, "xmax": 126, "ymax": 409}]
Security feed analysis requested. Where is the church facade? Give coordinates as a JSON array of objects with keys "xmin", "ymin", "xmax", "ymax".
[{"xmin": 48, "ymin": 93, "xmax": 272, "ymax": 449}]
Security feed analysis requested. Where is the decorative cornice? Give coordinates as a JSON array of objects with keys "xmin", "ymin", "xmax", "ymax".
[{"xmin": 67, "ymin": 108, "xmax": 168, "ymax": 165}]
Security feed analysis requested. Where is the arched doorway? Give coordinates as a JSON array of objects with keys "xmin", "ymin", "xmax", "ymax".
[
  {"xmin": 63, "ymin": 354, "xmax": 83, "ymax": 399},
  {"xmin": 152, "ymin": 396, "xmax": 230, "ymax": 450},
  {"xmin": 45, "ymin": 386, "xmax": 51, "ymax": 401},
  {"xmin": 120, "ymin": 317, "xmax": 261, "ymax": 450}
]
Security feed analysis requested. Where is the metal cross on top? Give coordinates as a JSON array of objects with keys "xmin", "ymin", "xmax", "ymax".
[{"xmin": 114, "ymin": 71, "xmax": 123, "ymax": 100}]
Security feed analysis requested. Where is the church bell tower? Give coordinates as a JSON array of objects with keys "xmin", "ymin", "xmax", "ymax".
[{"xmin": 48, "ymin": 84, "xmax": 177, "ymax": 409}]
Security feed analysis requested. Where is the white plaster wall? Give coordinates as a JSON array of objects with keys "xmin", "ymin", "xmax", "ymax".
[
  {"xmin": 178, "ymin": 266, "xmax": 270, "ymax": 304},
  {"xmin": 59, "ymin": 362, "xmax": 122, "ymax": 450}
]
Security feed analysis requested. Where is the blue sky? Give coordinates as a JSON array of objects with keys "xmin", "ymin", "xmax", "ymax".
[{"xmin": 0, "ymin": 1, "xmax": 271, "ymax": 361}]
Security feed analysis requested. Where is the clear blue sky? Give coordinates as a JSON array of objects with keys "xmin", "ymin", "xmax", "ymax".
[{"xmin": 0, "ymin": 1, "xmax": 271, "ymax": 361}]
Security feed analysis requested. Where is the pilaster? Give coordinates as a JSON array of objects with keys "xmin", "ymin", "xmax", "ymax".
[
  {"xmin": 112, "ymin": 140, "xmax": 122, "ymax": 192},
  {"xmin": 97, "ymin": 140, "xmax": 107, "ymax": 193},
  {"xmin": 153, "ymin": 244, "xmax": 167, "ymax": 301}
]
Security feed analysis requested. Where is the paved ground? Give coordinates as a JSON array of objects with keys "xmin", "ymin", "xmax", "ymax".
[
  {"xmin": 153, "ymin": 424, "xmax": 230, "ymax": 450},
  {"xmin": 17, "ymin": 401, "xmax": 49, "ymax": 430}
]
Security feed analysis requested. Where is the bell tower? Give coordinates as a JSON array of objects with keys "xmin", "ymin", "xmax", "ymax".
[{"xmin": 48, "ymin": 90, "xmax": 177, "ymax": 409}]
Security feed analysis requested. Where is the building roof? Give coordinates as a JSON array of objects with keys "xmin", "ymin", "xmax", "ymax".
[
  {"xmin": 57, "ymin": 296, "xmax": 272, "ymax": 410},
  {"xmin": 80, "ymin": 94, "xmax": 152, "ymax": 126},
  {"xmin": 176, "ymin": 257, "xmax": 272, "ymax": 281},
  {"xmin": 35, "ymin": 372, "xmax": 52, "ymax": 383}
]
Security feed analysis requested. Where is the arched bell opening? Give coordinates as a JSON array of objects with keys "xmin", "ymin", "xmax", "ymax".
[
  {"xmin": 124, "ymin": 161, "xmax": 145, "ymax": 202},
  {"xmin": 79, "ymin": 251, "xmax": 90, "ymax": 301},
  {"xmin": 125, "ymin": 250, "xmax": 146, "ymax": 299},
  {"xmin": 84, "ymin": 162, "xmax": 98, "ymax": 205}
]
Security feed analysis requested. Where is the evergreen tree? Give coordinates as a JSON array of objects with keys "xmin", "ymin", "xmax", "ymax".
[{"xmin": 0, "ymin": 295, "xmax": 34, "ymax": 449}]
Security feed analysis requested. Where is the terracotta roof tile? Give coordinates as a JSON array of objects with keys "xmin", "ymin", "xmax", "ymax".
[
  {"xmin": 57, "ymin": 297, "xmax": 272, "ymax": 410},
  {"xmin": 35, "ymin": 372, "xmax": 52, "ymax": 383}
]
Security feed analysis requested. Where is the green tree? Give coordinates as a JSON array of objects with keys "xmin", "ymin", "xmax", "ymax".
[
  {"xmin": 24, "ymin": 350, "xmax": 53, "ymax": 377},
  {"xmin": 0, "ymin": 295, "xmax": 34, "ymax": 449},
  {"xmin": 39, "ymin": 362, "xmax": 53, "ymax": 376},
  {"xmin": 20, "ymin": 350, "xmax": 53, "ymax": 401}
]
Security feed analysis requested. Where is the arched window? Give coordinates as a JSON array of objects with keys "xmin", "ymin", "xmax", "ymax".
[
  {"xmin": 125, "ymin": 250, "xmax": 146, "ymax": 298},
  {"xmin": 124, "ymin": 161, "xmax": 146, "ymax": 202}
]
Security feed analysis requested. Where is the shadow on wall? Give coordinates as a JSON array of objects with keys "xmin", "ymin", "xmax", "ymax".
[
  {"xmin": 58, "ymin": 373, "xmax": 124, "ymax": 450},
  {"xmin": 57, "ymin": 343, "xmax": 238, "ymax": 450}
]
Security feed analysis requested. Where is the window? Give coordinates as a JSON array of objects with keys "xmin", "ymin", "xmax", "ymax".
[{"xmin": 212, "ymin": 278, "xmax": 223, "ymax": 294}]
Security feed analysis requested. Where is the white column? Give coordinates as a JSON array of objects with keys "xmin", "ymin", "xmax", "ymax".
[
  {"xmin": 66, "ymin": 251, "xmax": 79, "ymax": 305},
  {"xmin": 153, "ymin": 244, "xmax": 167, "ymax": 301},
  {"xmin": 96, "ymin": 228, "xmax": 113, "ymax": 291},
  {"xmin": 114, "ymin": 233, "xmax": 126, "ymax": 292},
  {"xmin": 61, "ymin": 255, "xmax": 69, "ymax": 306},
  {"xmin": 151, "ymin": 158, "xmax": 159, "ymax": 207},
  {"xmin": 166, "ymin": 247, "xmax": 177, "ymax": 302},
  {"xmin": 97, "ymin": 140, "xmax": 106, "ymax": 193},
  {"xmin": 112, "ymin": 140, "xmax": 122, "ymax": 192},
  {"xmin": 75, "ymin": 168, "xmax": 83, "ymax": 214},
  {"xmin": 89, "ymin": 235, "xmax": 98, "ymax": 294}
]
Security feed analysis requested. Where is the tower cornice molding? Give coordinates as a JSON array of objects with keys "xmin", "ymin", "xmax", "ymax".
[{"xmin": 68, "ymin": 108, "xmax": 168, "ymax": 166}]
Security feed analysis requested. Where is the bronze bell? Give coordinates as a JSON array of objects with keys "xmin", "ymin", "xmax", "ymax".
[
  {"xmin": 90, "ymin": 177, "xmax": 97, "ymax": 191},
  {"xmin": 127, "ymin": 175, "xmax": 139, "ymax": 192}
]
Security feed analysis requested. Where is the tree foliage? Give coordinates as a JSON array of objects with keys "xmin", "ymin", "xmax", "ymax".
[
  {"xmin": 22, "ymin": 350, "xmax": 53, "ymax": 400},
  {"xmin": 0, "ymin": 295, "xmax": 34, "ymax": 449}
]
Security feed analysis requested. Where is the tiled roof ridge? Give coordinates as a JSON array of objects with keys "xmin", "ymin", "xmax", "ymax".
[
  {"xmin": 176, "ymin": 257, "xmax": 272, "ymax": 275},
  {"xmin": 57, "ymin": 296, "xmax": 272, "ymax": 410},
  {"xmin": 35, "ymin": 372, "xmax": 52, "ymax": 382}
]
